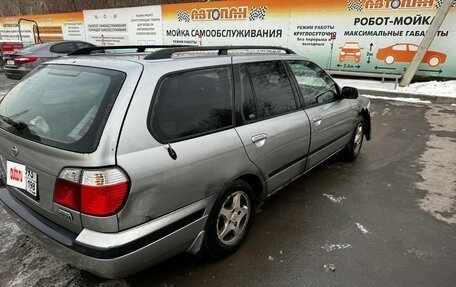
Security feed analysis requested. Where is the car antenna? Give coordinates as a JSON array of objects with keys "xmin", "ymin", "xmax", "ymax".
[{"xmin": 167, "ymin": 143, "xmax": 177, "ymax": 160}]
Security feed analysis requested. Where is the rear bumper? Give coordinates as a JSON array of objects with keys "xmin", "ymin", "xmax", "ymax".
[
  {"xmin": 3, "ymin": 67, "xmax": 29, "ymax": 79},
  {"xmin": 0, "ymin": 187, "xmax": 209, "ymax": 278}
]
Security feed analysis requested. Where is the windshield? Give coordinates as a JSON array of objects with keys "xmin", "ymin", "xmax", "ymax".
[
  {"xmin": 343, "ymin": 43, "xmax": 360, "ymax": 49},
  {"xmin": 19, "ymin": 43, "xmax": 46, "ymax": 54},
  {"xmin": 0, "ymin": 64, "xmax": 126, "ymax": 153}
]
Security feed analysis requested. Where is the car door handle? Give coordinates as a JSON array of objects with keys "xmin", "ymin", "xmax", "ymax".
[
  {"xmin": 251, "ymin": 134, "xmax": 268, "ymax": 147},
  {"xmin": 312, "ymin": 116, "xmax": 323, "ymax": 127}
]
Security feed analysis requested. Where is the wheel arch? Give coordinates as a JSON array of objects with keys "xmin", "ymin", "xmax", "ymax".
[{"xmin": 237, "ymin": 174, "xmax": 266, "ymax": 206}]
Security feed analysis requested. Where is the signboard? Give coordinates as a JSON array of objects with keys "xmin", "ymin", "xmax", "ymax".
[
  {"xmin": 0, "ymin": 12, "xmax": 86, "ymax": 46},
  {"xmin": 161, "ymin": 0, "xmax": 290, "ymax": 46},
  {"xmin": 287, "ymin": 0, "xmax": 456, "ymax": 77},
  {"xmin": 1, "ymin": 1, "xmax": 454, "ymax": 77},
  {"xmin": 83, "ymin": 6, "xmax": 163, "ymax": 46},
  {"xmin": 162, "ymin": 0, "xmax": 456, "ymax": 77}
]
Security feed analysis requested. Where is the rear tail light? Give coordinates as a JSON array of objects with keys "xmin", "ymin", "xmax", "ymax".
[
  {"xmin": 54, "ymin": 168, "xmax": 81, "ymax": 211},
  {"xmin": 14, "ymin": 57, "xmax": 37, "ymax": 64},
  {"xmin": 54, "ymin": 167, "xmax": 129, "ymax": 217}
]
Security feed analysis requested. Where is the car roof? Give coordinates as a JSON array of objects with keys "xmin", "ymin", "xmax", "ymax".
[
  {"xmin": 45, "ymin": 49, "xmax": 309, "ymax": 76},
  {"xmin": 51, "ymin": 53, "xmax": 307, "ymax": 69},
  {"xmin": 46, "ymin": 56, "xmax": 144, "ymax": 73}
]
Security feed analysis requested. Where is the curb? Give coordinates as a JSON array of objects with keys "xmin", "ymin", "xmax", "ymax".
[{"xmin": 358, "ymin": 88, "xmax": 455, "ymax": 104}]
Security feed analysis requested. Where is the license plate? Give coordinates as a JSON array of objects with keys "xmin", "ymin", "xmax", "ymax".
[
  {"xmin": 6, "ymin": 161, "xmax": 38, "ymax": 198},
  {"xmin": 6, "ymin": 60, "xmax": 14, "ymax": 65}
]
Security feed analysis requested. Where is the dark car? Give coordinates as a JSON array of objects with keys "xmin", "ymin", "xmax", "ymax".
[{"xmin": 3, "ymin": 41, "xmax": 95, "ymax": 79}]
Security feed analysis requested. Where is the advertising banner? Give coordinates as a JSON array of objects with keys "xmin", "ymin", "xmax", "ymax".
[
  {"xmin": 1, "ymin": 1, "xmax": 454, "ymax": 77},
  {"xmin": 288, "ymin": 0, "xmax": 456, "ymax": 77},
  {"xmin": 162, "ymin": 0, "xmax": 456, "ymax": 77},
  {"xmin": 0, "ymin": 12, "xmax": 86, "ymax": 46},
  {"xmin": 83, "ymin": 6, "xmax": 163, "ymax": 46},
  {"xmin": 161, "ymin": 0, "xmax": 290, "ymax": 46}
]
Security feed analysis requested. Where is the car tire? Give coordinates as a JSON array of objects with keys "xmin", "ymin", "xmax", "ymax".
[
  {"xmin": 202, "ymin": 179, "xmax": 255, "ymax": 260},
  {"xmin": 428, "ymin": 57, "xmax": 440, "ymax": 67},
  {"xmin": 342, "ymin": 118, "xmax": 364, "ymax": 162},
  {"xmin": 385, "ymin": 55, "xmax": 395, "ymax": 65}
]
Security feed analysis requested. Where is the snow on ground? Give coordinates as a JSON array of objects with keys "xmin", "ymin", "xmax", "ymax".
[
  {"xmin": 335, "ymin": 78, "xmax": 456, "ymax": 98},
  {"xmin": 416, "ymin": 105, "xmax": 456, "ymax": 224},
  {"xmin": 400, "ymin": 81, "xmax": 456, "ymax": 98},
  {"xmin": 363, "ymin": 95, "xmax": 432, "ymax": 104},
  {"xmin": 0, "ymin": 206, "xmax": 130, "ymax": 286},
  {"xmin": 335, "ymin": 78, "xmax": 398, "ymax": 91}
]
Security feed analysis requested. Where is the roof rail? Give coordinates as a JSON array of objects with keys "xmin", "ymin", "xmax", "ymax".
[
  {"xmin": 67, "ymin": 45, "xmax": 192, "ymax": 56},
  {"xmin": 144, "ymin": 46, "xmax": 296, "ymax": 60}
]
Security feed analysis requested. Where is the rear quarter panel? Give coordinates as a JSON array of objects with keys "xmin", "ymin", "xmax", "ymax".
[{"xmin": 116, "ymin": 57, "xmax": 264, "ymax": 230}]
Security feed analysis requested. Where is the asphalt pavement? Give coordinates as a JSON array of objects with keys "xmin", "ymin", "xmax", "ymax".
[{"xmin": 0, "ymin": 74, "xmax": 455, "ymax": 287}]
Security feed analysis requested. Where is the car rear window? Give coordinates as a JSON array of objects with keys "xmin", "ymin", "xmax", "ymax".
[
  {"xmin": 19, "ymin": 43, "xmax": 45, "ymax": 54},
  {"xmin": 50, "ymin": 42, "xmax": 78, "ymax": 54},
  {"xmin": 0, "ymin": 64, "xmax": 126, "ymax": 153}
]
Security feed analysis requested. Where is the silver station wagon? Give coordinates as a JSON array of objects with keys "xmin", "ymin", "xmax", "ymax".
[{"xmin": 0, "ymin": 46, "xmax": 371, "ymax": 278}]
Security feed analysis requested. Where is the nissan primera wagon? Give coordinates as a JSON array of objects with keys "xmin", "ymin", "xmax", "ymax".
[{"xmin": 0, "ymin": 46, "xmax": 371, "ymax": 278}]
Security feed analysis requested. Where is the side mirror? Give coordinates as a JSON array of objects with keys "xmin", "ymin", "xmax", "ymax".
[{"xmin": 341, "ymin": 86, "xmax": 359, "ymax": 99}]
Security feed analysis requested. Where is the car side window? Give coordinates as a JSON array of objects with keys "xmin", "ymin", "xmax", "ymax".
[
  {"xmin": 75, "ymin": 42, "xmax": 94, "ymax": 49},
  {"xmin": 50, "ymin": 42, "xmax": 78, "ymax": 54},
  {"xmin": 245, "ymin": 61, "xmax": 297, "ymax": 118},
  {"xmin": 150, "ymin": 67, "xmax": 233, "ymax": 143},
  {"xmin": 287, "ymin": 61, "xmax": 338, "ymax": 106},
  {"xmin": 408, "ymin": 45, "xmax": 418, "ymax": 51},
  {"xmin": 392, "ymin": 45, "xmax": 407, "ymax": 51}
]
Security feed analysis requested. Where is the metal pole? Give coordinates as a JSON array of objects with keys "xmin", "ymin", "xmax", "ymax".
[{"xmin": 399, "ymin": 0, "xmax": 453, "ymax": 87}]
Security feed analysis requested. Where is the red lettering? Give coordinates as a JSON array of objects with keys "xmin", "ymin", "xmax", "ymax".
[{"xmin": 9, "ymin": 168, "xmax": 23, "ymax": 182}]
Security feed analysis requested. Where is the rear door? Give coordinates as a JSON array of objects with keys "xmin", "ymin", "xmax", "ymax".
[
  {"xmin": 234, "ymin": 61, "xmax": 311, "ymax": 194},
  {"xmin": 116, "ymin": 63, "xmax": 256, "ymax": 230},
  {"xmin": 286, "ymin": 60, "xmax": 355, "ymax": 169}
]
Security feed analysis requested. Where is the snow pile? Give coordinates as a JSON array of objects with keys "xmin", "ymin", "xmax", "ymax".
[
  {"xmin": 0, "ymin": 207, "xmax": 129, "ymax": 286},
  {"xmin": 363, "ymin": 95, "xmax": 432, "ymax": 104},
  {"xmin": 335, "ymin": 78, "xmax": 456, "ymax": 98},
  {"xmin": 320, "ymin": 243, "xmax": 352, "ymax": 252},
  {"xmin": 322, "ymin": 193, "xmax": 346, "ymax": 203},
  {"xmin": 0, "ymin": 208, "xmax": 22, "ymax": 253},
  {"xmin": 398, "ymin": 80, "xmax": 456, "ymax": 98}
]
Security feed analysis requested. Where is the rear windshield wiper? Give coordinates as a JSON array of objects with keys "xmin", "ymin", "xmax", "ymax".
[{"xmin": 0, "ymin": 114, "xmax": 28, "ymax": 131}]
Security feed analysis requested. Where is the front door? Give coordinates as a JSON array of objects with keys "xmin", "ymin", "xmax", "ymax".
[{"xmin": 285, "ymin": 60, "xmax": 354, "ymax": 169}]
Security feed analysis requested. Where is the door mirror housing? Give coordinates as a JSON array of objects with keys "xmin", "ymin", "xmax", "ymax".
[{"xmin": 341, "ymin": 86, "xmax": 359, "ymax": 99}]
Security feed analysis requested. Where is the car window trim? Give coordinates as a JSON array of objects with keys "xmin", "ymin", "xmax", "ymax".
[
  {"xmin": 147, "ymin": 64, "xmax": 235, "ymax": 144},
  {"xmin": 281, "ymin": 60, "xmax": 303, "ymax": 108},
  {"xmin": 235, "ymin": 64, "xmax": 260, "ymax": 124}
]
